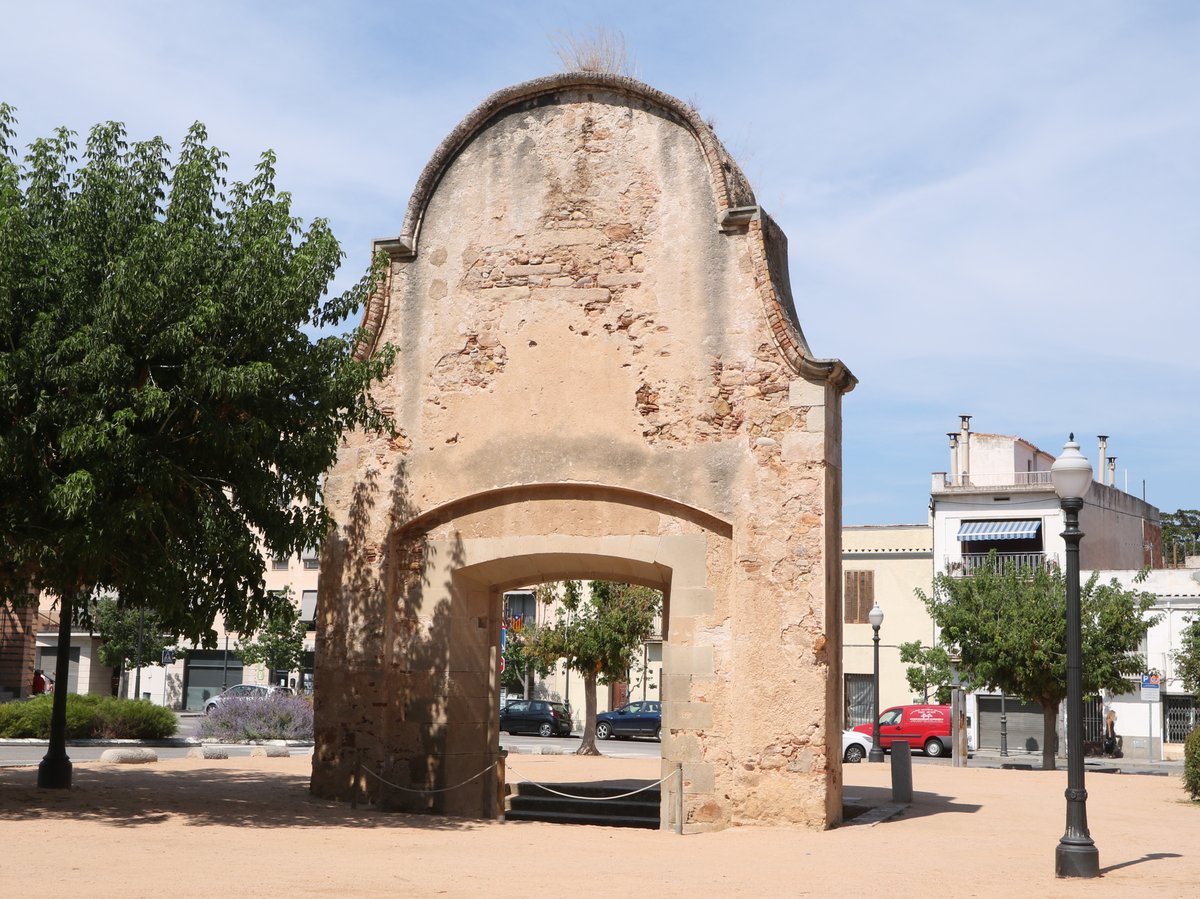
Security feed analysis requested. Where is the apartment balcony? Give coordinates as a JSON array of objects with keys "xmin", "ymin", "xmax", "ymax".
[
  {"xmin": 933, "ymin": 470, "xmax": 1053, "ymax": 492},
  {"xmin": 34, "ymin": 605, "xmax": 92, "ymax": 635},
  {"xmin": 946, "ymin": 552, "xmax": 1059, "ymax": 576}
]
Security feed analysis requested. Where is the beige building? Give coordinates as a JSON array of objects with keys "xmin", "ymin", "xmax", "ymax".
[
  {"xmin": 842, "ymin": 525, "xmax": 934, "ymax": 726},
  {"xmin": 1, "ymin": 544, "xmax": 319, "ymax": 710}
]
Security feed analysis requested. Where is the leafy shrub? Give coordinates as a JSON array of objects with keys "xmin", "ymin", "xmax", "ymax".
[
  {"xmin": 199, "ymin": 695, "xmax": 314, "ymax": 742},
  {"xmin": 0, "ymin": 695, "xmax": 176, "ymax": 739},
  {"xmin": 1184, "ymin": 725, "xmax": 1200, "ymax": 801},
  {"xmin": 94, "ymin": 697, "xmax": 177, "ymax": 739}
]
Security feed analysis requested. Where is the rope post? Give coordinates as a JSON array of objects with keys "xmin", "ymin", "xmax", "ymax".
[
  {"xmin": 351, "ymin": 749, "xmax": 362, "ymax": 810},
  {"xmin": 675, "ymin": 762, "xmax": 684, "ymax": 835},
  {"xmin": 495, "ymin": 750, "xmax": 507, "ymax": 823}
]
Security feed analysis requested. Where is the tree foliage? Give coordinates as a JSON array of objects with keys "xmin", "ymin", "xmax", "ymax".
[
  {"xmin": 236, "ymin": 592, "xmax": 308, "ymax": 678},
  {"xmin": 0, "ymin": 105, "xmax": 393, "ymax": 783},
  {"xmin": 1174, "ymin": 616, "xmax": 1200, "ymax": 696},
  {"xmin": 526, "ymin": 580, "xmax": 660, "ymax": 755},
  {"xmin": 1162, "ymin": 509, "xmax": 1200, "ymax": 564},
  {"xmin": 898, "ymin": 641, "xmax": 952, "ymax": 704},
  {"xmin": 918, "ymin": 557, "xmax": 1157, "ymax": 769},
  {"xmin": 0, "ymin": 104, "xmax": 393, "ymax": 636},
  {"xmin": 88, "ymin": 593, "xmax": 176, "ymax": 675},
  {"xmin": 500, "ymin": 614, "xmax": 553, "ymax": 695}
]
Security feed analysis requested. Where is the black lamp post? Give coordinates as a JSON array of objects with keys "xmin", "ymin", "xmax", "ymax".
[
  {"xmin": 1051, "ymin": 434, "xmax": 1099, "ymax": 878},
  {"xmin": 868, "ymin": 603, "xmax": 885, "ymax": 763}
]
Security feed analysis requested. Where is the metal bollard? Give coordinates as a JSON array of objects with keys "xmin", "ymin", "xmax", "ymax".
[{"xmin": 890, "ymin": 740, "xmax": 913, "ymax": 805}]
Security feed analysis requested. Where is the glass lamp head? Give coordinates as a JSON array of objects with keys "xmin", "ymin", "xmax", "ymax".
[{"xmin": 1051, "ymin": 434, "xmax": 1093, "ymax": 500}]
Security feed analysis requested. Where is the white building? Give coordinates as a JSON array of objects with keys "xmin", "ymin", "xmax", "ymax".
[
  {"xmin": 1091, "ymin": 565, "xmax": 1200, "ymax": 761},
  {"xmin": 928, "ymin": 416, "xmax": 1163, "ymax": 754}
]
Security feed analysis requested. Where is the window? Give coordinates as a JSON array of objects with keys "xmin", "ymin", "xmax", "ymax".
[
  {"xmin": 844, "ymin": 570, "xmax": 875, "ymax": 624},
  {"xmin": 302, "ymin": 548, "xmax": 319, "ymax": 570},
  {"xmin": 845, "ymin": 673, "xmax": 873, "ymax": 727},
  {"xmin": 271, "ymin": 555, "xmax": 289, "ymax": 571},
  {"xmin": 300, "ymin": 590, "xmax": 318, "ymax": 628},
  {"xmin": 503, "ymin": 590, "xmax": 537, "ymax": 630}
]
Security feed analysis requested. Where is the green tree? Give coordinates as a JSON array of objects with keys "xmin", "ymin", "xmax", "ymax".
[
  {"xmin": 236, "ymin": 592, "xmax": 308, "ymax": 682},
  {"xmin": 527, "ymin": 580, "xmax": 661, "ymax": 755},
  {"xmin": 918, "ymin": 558, "xmax": 1157, "ymax": 770},
  {"xmin": 88, "ymin": 594, "xmax": 177, "ymax": 694},
  {"xmin": 500, "ymin": 618, "xmax": 553, "ymax": 697},
  {"xmin": 0, "ymin": 106, "xmax": 393, "ymax": 787},
  {"xmin": 898, "ymin": 641, "xmax": 952, "ymax": 704},
  {"xmin": 1173, "ymin": 617, "xmax": 1200, "ymax": 695},
  {"xmin": 1162, "ymin": 509, "xmax": 1200, "ymax": 565}
]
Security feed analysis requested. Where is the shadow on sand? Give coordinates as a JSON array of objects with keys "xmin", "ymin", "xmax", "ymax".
[{"xmin": 0, "ymin": 763, "xmax": 482, "ymax": 831}]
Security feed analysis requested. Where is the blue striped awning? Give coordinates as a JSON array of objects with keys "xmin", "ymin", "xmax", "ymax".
[{"xmin": 957, "ymin": 519, "xmax": 1041, "ymax": 541}]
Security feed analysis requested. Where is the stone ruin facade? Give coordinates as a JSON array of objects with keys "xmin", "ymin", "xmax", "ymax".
[{"xmin": 309, "ymin": 73, "xmax": 857, "ymax": 830}]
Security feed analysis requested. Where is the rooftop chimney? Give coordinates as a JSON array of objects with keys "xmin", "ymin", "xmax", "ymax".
[
  {"xmin": 1107, "ymin": 456, "xmax": 1117, "ymax": 487},
  {"xmin": 1097, "ymin": 436, "xmax": 1108, "ymax": 484},
  {"xmin": 947, "ymin": 433, "xmax": 959, "ymax": 485},
  {"xmin": 959, "ymin": 416, "xmax": 971, "ymax": 484}
]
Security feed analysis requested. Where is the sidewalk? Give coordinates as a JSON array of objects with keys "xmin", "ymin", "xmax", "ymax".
[
  {"xmin": 964, "ymin": 746, "xmax": 1183, "ymax": 775},
  {"xmin": 0, "ymin": 749, "xmax": 1196, "ymax": 897}
]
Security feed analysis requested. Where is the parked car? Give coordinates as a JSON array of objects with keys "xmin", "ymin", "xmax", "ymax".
[
  {"xmin": 852, "ymin": 704, "xmax": 953, "ymax": 757},
  {"xmin": 595, "ymin": 700, "xmax": 662, "ymax": 741},
  {"xmin": 499, "ymin": 699, "xmax": 573, "ymax": 737},
  {"xmin": 841, "ymin": 729, "xmax": 874, "ymax": 763},
  {"xmin": 204, "ymin": 683, "xmax": 293, "ymax": 714}
]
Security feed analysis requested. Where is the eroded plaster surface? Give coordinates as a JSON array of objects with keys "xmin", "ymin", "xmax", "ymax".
[{"xmin": 311, "ymin": 73, "xmax": 855, "ymax": 830}]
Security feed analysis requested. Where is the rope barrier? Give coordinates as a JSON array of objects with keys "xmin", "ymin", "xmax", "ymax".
[
  {"xmin": 354, "ymin": 756, "xmax": 684, "ymax": 834},
  {"xmin": 505, "ymin": 762, "xmax": 675, "ymax": 801},
  {"xmin": 361, "ymin": 762, "xmax": 497, "ymax": 795}
]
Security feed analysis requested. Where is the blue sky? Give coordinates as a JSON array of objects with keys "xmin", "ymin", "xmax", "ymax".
[{"xmin": 3, "ymin": 1, "xmax": 1197, "ymax": 524}]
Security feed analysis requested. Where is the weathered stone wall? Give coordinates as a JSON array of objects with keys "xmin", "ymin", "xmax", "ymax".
[{"xmin": 311, "ymin": 74, "xmax": 855, "ymax": 830}]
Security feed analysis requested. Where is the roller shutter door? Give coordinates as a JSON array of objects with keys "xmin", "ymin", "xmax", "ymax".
[{"xmin": 977, "ymin": 695, "xmax": 1045, "ymax": 753}]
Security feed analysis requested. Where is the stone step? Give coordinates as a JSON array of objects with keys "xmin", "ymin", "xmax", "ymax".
[{"xmin": 505, "ymin": 781, "xmax": 660, "ymax": 829}]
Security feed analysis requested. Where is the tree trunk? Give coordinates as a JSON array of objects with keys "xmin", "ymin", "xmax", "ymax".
[
  {"xmin": 576, "ymin": 670, "xmax": 600, "ymax": 756},
  {"xmin": 1041, "ymin": 699, "xmax": 1059, "ymax": 770}
]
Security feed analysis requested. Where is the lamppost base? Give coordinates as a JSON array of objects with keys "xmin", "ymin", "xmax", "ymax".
[
  {"xmin": 868, "ymin": 749, "xmax": 885, "ymax": 764},
  {"xmin": 1055, "ymin": 840, "xmax": 1100, "ymax": 878},
  {"xmin": 37, "ymin": 753, "xmax": 73, "ymax": 789}
]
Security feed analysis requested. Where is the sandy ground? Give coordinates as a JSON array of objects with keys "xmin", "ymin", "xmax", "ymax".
[{"xmin": 0, "ymin": 752, "xmax": 1197, "ymax": 898}]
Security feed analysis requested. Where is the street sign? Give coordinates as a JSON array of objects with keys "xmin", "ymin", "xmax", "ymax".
[
  {"xmin": 161, "ymin": 649, "xmax": 175, "ymax": 666},
  {"xmin": 1140, "ymin": 672, "xmax": 1160, "ymax": 702},
  {"xmin": 499, "ymin": 656, "xmax": 506, "ymax": 674}
]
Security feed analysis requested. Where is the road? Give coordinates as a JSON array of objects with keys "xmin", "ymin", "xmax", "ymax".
[
  {"xmin": 0, "ymin": 713, "xmax": 662, "ymax": 767},
  {"xmin": 499, "ymin": 733, "xmax": 661, "ymax": 759}
]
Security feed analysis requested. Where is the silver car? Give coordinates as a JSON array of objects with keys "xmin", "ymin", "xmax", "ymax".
[{"xmin": 203, "ymin": 683, "xmax": 293, "ymax": 714}]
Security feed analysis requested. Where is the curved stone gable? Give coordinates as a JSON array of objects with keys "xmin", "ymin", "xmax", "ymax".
[{"xmin": 313, "ymin": 74, "xmax": 855, "ymax": 831}]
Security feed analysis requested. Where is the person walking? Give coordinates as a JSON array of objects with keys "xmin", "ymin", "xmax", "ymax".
[{"xmin": 31, "ymin": 668, "xmax": 46, "ymax": 695}]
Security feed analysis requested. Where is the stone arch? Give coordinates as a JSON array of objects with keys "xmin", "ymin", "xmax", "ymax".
[{"xmin": 313, "ymin": 72, "xmax": 855, "ymax": 830}]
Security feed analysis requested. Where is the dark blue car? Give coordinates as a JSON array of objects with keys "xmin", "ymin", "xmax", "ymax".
[{"xmin": 596, "ymin": 700, "xmax": 662, "ymax": 741}]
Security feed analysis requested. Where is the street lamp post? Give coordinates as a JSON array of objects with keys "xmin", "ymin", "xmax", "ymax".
[
  {"xmin": 868, "ymin": 603, "xmax": 885, "ymax": 763},
  {"xmin": 1051, "ymin": 434, "xmax": 1099, "ymax": 879},
  {"xmin": 1000, "ymin": 692, "xmax": 1008, "ymax": 757}
]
